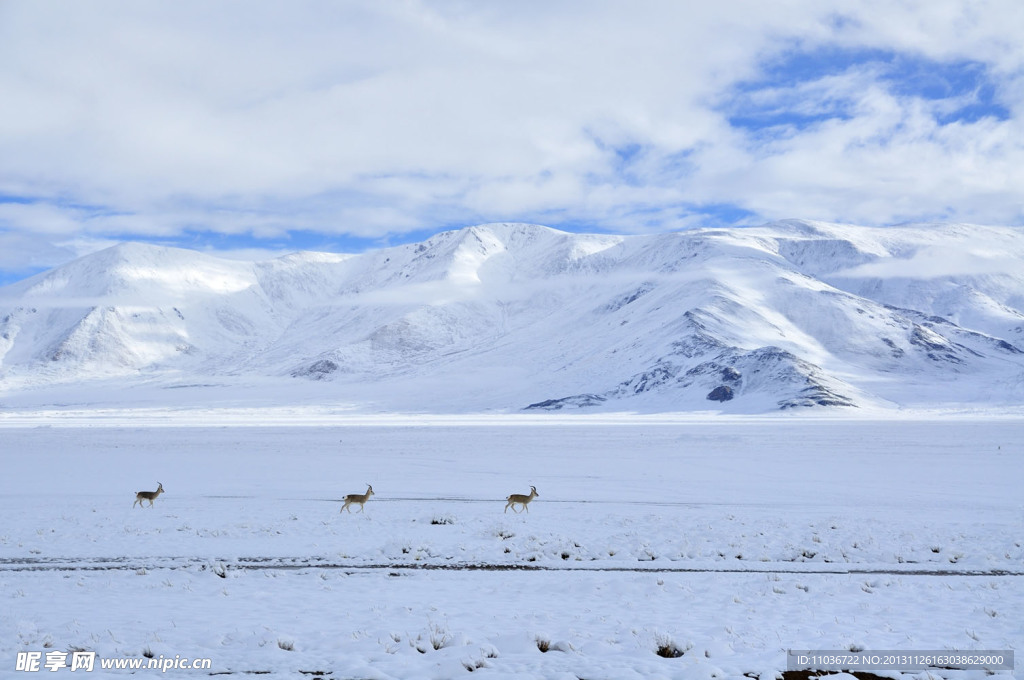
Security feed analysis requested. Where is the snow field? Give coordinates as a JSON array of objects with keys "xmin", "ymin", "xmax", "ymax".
[
  {"xmin": 1, "ymin": 416, "xmax": 1021, "ymax": 678},
  {"xmin": 1, "ymin": 495, "xmax": 1020, "ymax": 573},
  {"xmin": 7, "ymin": 566, "xmax": 1021, "ymax": 679}
]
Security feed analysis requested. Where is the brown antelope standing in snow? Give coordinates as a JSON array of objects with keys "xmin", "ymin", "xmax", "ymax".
[
  {"xmin": 504, "ymin": 486, "xmax": 538, "ymax": 513},
  {"xmin": 341, "ymin": 484, "xmax": 374, "ymax": 513},
  {"xmin": 133, "ymin": 482, "xmax": 164, "ymax": 508}
]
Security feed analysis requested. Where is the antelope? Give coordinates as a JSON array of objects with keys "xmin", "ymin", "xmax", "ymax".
[
  {"xmin": 504, "ymin": 485, "xmax": 538, "ymax": 513},
  {"xmin": 133, "ymin": 482, "xmax": 164, "ymax": 508},
  {"xmin": 341, "ymin": 484, "xmax": 374, "ymax": 513}
]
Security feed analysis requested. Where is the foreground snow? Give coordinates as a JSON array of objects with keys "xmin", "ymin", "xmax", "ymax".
[{"xmin": 1, "ymin": 414, "xmax": 1021, "ymax": 678}]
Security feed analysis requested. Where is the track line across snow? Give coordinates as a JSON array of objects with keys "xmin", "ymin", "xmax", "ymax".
[{"xmin": 1, "ymin": 556, "xmax": 1021, "ymax": 576}]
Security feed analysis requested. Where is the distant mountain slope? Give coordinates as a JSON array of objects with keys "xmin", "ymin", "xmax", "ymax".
[{"xmin": 2, "ymin": 221, "xmax": 1023, "ymax": 412}]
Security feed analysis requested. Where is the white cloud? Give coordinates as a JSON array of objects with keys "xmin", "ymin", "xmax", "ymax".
[
  {"xmin": 0, "ymin": 0, "xmax": 1022, "ymax": 280},
  {"xmin": 834, "ymin": 245, "xmax": 1024, "ymax": 279}
]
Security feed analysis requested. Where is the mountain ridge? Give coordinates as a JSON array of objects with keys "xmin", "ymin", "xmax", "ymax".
[{"xmin": 2, "ymin": 220, "xmax": 1023, "ymax": 413}]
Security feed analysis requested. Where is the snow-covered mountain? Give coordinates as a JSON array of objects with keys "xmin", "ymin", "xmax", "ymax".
[{"xmin": 2, "ymin": 220, "xmax": 1024, "ymax": 412}]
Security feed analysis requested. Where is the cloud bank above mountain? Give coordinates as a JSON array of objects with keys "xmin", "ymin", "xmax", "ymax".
[{"xmin": 1, "ymin": 1, "xmax": 1022, "ymax": 282}]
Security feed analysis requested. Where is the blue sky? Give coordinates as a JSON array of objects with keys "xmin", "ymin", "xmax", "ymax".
[{"xmin": 1, "ymin": 1, "xmax": 1022, "ymax": 285}]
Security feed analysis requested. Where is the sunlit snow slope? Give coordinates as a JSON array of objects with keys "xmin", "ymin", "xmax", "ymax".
[{"xmin": 2, "ymin": 221, "xmax": 1023, "ymax": 412}]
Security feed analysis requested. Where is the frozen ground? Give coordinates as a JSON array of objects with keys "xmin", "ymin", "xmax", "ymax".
[{"xmin": 1, "ymin": 412, "xmax": 1022, "ymax": 678}]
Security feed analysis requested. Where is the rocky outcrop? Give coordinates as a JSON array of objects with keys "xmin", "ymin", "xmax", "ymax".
[{"xmin": 707, "ymin": 385, "xmax": 734, "ymax": 402}]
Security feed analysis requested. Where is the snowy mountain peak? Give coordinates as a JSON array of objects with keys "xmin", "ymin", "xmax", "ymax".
[
  {"xmin": 11, "ymin": 241, "xmax": 258, "ymax": 303},
  {"xmin": 1, "ymin": 222, "xmax": 1023, "ymax": 413}
]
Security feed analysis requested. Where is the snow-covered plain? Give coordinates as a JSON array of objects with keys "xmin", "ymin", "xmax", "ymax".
[{"xmin": 2, "ymin": 413, "xmax": 1021, "ymax": 678}]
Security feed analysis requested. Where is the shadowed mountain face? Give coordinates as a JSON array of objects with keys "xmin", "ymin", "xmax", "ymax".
[{"xmin": 2, "ymin": 221, "xmax": 1023, "ymax": 412}]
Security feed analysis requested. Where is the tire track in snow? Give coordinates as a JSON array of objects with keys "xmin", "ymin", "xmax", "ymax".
[{"xmin": 1, "ymin": 556, "xmax": 1021, "ymax": 576}]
